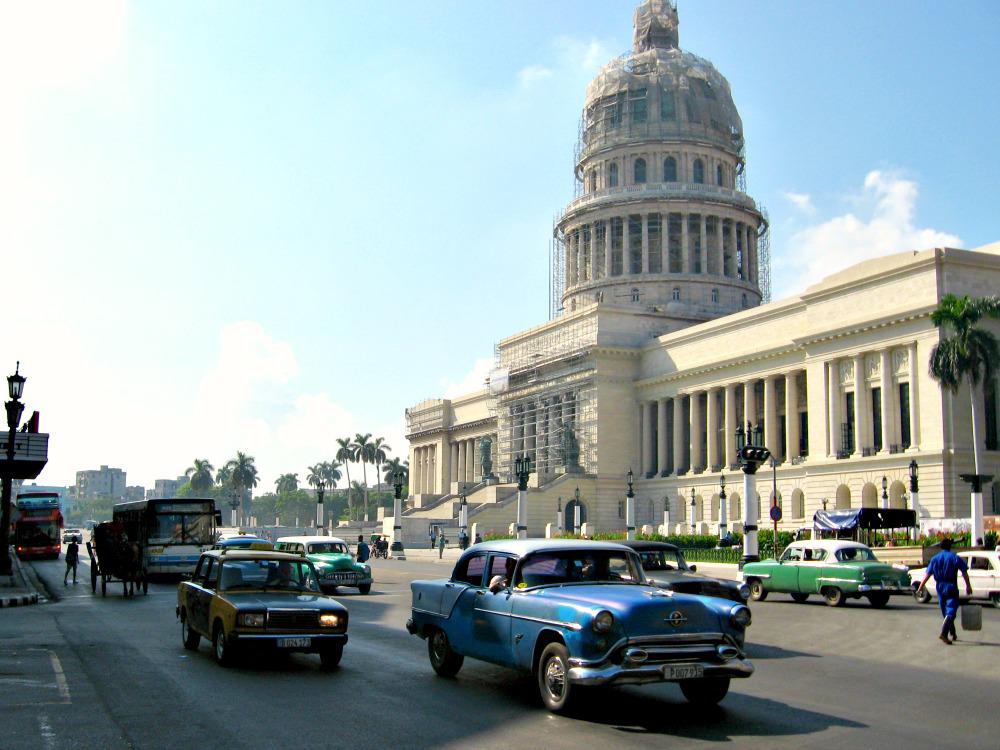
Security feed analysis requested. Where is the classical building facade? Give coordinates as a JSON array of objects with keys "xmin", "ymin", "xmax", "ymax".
[{"xmin": 402, "ymin": 1, "xmax": 1000, "ymax": 540}]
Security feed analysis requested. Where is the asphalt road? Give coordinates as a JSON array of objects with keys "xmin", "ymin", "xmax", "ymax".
[{"xmin": 2, "ymin": 550, "xmax": 998, "ymax": 750}]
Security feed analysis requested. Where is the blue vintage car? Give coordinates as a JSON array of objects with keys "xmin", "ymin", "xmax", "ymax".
[{"xmin": 406, "ymin": 539, "xmax": 753, "ymax": 712}]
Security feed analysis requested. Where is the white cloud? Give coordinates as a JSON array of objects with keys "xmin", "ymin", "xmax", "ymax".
[
  {"xmin": 440, "ymin": 356, "xmax": 493, "ymax": 398},
  {"xmin": 782, "ymin": 191, "xmax": 815, "ymax": 214},
  {"xmin": 518, "ymin": 64, "xmax": 553, "ymax": 87},
  {"xmin": 774, "ymin": 170, "xmax": 962, "ymax": 297},
  {"xmin": 553, "ymin": 37, "xmax": 612, "ymax": 72}
]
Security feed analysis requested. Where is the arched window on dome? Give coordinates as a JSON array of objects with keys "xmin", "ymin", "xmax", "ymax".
[
  {"xmin": 609, "ymin": 162, "xmax": 619, "ymax": 188},
  {"xmin": 693, "ymin": 158, "xmax": 705, "ymax": 184},
  {"xmin": 589, "ymin": 170, "xmax": 597, "ymax": 193},
  {"xmin": 711, "ymin": 288, "xmax": 719, "ymax": 304},
  {"xmin": 631, "ymin": 288, "xmax": 640, "ymax": 302},
  {"xmin": 716, "ymin": 164, "xmax": 724, "ymax": 186},
  {"xmin": 634, "ymin": 158, "xmax": 646, "ymax": 184},
  {"xmin": 671, "ymin": 287, "xmax": 681, "ymax": 302},
  {"xmin": 663, "ymin": 156, "xmax": 677, "ymax": 182}
]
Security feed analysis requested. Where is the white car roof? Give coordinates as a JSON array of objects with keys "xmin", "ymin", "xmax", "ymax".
[{"xmin": 276, "ymin": 536, "xmax": 348, "ymax": 545}]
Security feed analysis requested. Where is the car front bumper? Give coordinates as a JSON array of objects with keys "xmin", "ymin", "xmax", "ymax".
[
  {"xmin": 320, "ymin": 575, "xmax": 373, "ymax": 588},
  {"xmin": 229, "ymin": 632, "xmax": 348, "ymax": 653},
  {"xmin": 567, "ymin": 657, "xmax": 754, "ymax": 686}
]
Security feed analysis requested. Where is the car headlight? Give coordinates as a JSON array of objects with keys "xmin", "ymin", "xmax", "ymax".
[
  {"xmin": 237, "ymin": 613, "xmax": 265, "ymax": 628},
  {"xmin": 319, "ymin": 614, "xmax": 343, "ymax": 628},
  {"xmin": 737, "ymin": 584, "xmax": 751, "ymax": 601},
  {"xmin": 363, "ymin": 565, "xmax": 371, "ymax": 575},
  {"xmin": 730, "ymin": 605, "xmax": 752, "ymax": 628},
  {"xmin": 592, "ymin": 610, "xmax": 614, "ymax": 633}
]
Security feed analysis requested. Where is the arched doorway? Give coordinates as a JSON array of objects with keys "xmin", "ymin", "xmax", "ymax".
[
  {"xmin": 861, "ymin": 483, "xmax": 878, "ymax": 508},
  {"xmin": 889, "ymin": 480, "xmax": 907, "ymax": 509},
  {"xmin": 835, "ymin": 485, "xmax": 852, "ymax": 509},
  {"xmin": 695, "ymin": 495, "xmax": 705, "ymax": 522},
  {"xmin": 791, "ymin": 489, "xmax": 805, "ymax": 519},
  {"xmin": 729, "ymin": 492, "xmax": 742, "ymax": 520}
]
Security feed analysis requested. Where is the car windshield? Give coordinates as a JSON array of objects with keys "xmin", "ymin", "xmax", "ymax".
[
  {"xmin": 637, "ymin": 549, "xmax": 688, "ymax": 572},
  {"xmin": 308, "ymin": 543, "xmax": 349, "ymax": 554},
  {"xmin": 835, "ymin": 547, "xmax": 878, "ymax": 562},
  {"xmin": 218, "ymin": 559, "xmax": 320, "ymax": 592},
  {"xmin": 516, "ymin": 550, "xmax": 645, "ymax": 588}
]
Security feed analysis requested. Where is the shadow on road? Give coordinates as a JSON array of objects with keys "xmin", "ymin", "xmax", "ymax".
[{"xmin": 744, "ymin": 642, "xmax": 818, "ymax": 660}]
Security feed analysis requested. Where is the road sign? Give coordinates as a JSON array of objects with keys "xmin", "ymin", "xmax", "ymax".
[{"xmin": 769, "ymin": 504, "xmax": 783, "ymax": 522}]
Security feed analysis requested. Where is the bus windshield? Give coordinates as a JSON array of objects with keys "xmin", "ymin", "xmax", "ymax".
[
  {"xmin": 150, "ymin": 513, "xmax": 214, "ymax": 545},
  {"xmin": 16, "ymin": 522, "xmax": 60, "ymax": 547}
]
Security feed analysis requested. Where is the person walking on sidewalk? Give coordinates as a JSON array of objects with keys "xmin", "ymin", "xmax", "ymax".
[
  {"xmin": 64, "ymin": 540, "xmax": 79, "ymax": 585},
  {"xmin": 916, "ymin": 538, "xmax": 973, "ymax": 644},
  {"xmin": 437, "ymin": 533, "xmax": 447, "ymax": 559}
]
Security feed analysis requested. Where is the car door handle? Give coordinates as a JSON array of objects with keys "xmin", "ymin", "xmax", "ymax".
[{"xmin": 475, "ymin": 589, "xmax": 485, "ymax": 596}]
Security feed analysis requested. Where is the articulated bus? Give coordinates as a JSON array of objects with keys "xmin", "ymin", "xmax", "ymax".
[
  {"xmin": 14, "ymin": 492, "xmax": 64, "ymax": 559},
  {"xmin": 113, "ymin": 497, "xmax": 221, "ymax": 575}
]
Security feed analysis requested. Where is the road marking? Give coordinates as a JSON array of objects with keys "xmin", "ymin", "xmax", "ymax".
[
  {"xmin": 47, "ymin": 650, "xmax": 71, "ymax": 703},
  {"xmin": 38, "ymin": 713, "xmax": 56, "ymax": 750}
]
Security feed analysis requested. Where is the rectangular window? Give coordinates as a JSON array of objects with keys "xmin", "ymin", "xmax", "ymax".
[
  {"xmin": 899, "ymin": 383, "xmax": 911, "ymax": 449},
  {"xmin": 628, "ymin": 215, "xmax": 642, "ymax": 274},
  {"xmin": 660, "ymin": 88, "xmax": 676, "ymax": 121},
  {"xmin": 722, "ymin": 220, "xmax": 732, "ymax": 276},
  {"xmin": 872, "ymin": 387, "xmax": 882, "ymax": 452},
  {"xmin": 610, "ymin": 217, "xmax": 624, "ymax": 276},
  {"xmin": 985, "ymin": 378, "xmax": 998, "ymax": 451},
  {"xmin": 581, "ymin": 225, "xmax": 591, "ymax": 281},
  {"xmin": 844, "ymin": 392, "xmax": 856, "ymax": 453},
  {"xmin": 685, "ymin": 96, "xmax": 701, "ymax": 124},
  {"xmin": 630, "ymin": 88, "xmax": 648, "ymax": 124},
  {"xmin": 799, "ymin": 411, "xmax": 809, "ymax": 456},
  {"xmin": 668, "ymin": 214, "xmax": 683, "ymax": 273},
  {"xmin": 647, "ymin": 214, "xmax": 662, "ymax": 273},
  {"xmin": 688, "ymin": 215, "xmax": 701, "ymax": 274},
  {"xmin": 694, "ymin": 78, "xmax": 716, "ymax": 100},
  {"xmin": 736, "ymin": 225, "xmax": 744, "ymax": 280},
  {"xmin": 594, "ymin": 222, "xmax": 606, "ymax": 279}
]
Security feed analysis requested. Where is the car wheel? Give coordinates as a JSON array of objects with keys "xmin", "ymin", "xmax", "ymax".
[
  {"xmin": 913, "ymin": 587, "xmax": 931, "ymax": 604},
  {"xmin": 790, "ymin": 593, "xmax": 809, "ymax": 603},
  {"xmin": 680, "ymin": 676, "xmax": 731, "ymax": 706},
  {"xmin": 358, "ymin": 584, "xmax": 371, "ymax": 595},
  {"xmin": 992, "ymin": 592, "xmax": 1000, "ymax": 609},
  {"xmin": 213, "ymin": 622, "xmax": 236, "ymax": 667},
  {"xmin": 748, "ymin": 579, "xmax": 768, "ymax": 601},
  {"xmin": 822, "ymin": 587, "xmax": 845, "ymax": 607},
  {"xmin": 427, "ymin": 628, "xmax": 463, "ymax": 677},
  {"xmin": 181, "ymin": 613, "xmax": 200, "ymax": 651},
  {"xmin": 320, "ymin": 644, "xmax": 343, "ymax": 669},
  {"xmin": 537, "ymin": 642, "xmax": 575, "ymax": 713},
  {"xmin": 867, "ymin": 592, "xmax": 890, "ymax": 608}
]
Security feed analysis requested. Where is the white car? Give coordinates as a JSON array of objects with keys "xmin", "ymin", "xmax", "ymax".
[{"xmin": 910, "ymin": 550, "xmax": 1000, "ymax": 607}]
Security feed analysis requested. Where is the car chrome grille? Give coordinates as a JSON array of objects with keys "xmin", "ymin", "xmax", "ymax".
[
  {"xmin": 266, "ymin": 610, "xmax": 319, "ymax": 630},
  {"xmin": 619, "ymin": 637, "xmax": 723, "ymax": 665}
]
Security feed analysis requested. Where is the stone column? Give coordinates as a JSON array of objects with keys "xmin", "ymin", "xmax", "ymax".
[
  {"xmin": 908, "ymin": 342, "xmax": 920, "ymax": 449},
  {"xmin": 681, "ymin": 212, "xmax": 690, "ymax": 274},
  {"xmin": 672, "ymin": 396, "xmax": 684, "ymax": 475},
  {"xmin": 689, "ymin": 391, "xmax": 703, "ymax": 473},
  {"xmin": 467, "ymin": 439, "xmax": 476, "ymax": 483},
  {"xmin": 589, "ymin": 225, "xmax": 598, "ymax": 282},
  {"xmin": 641, "ymin": 401, "xmax": 654, "ymax": 476},
  {"xmin": 880, "ymin": 349, "xmax": 892, "ymax": 453},
  {"xmin": 743, "ymin": 378, "xmax": 757, "ymax": 427},
  {"xmin": 715, "ymin": 216, "xmax": 725, "ymax": 276},
  {"xmin": 415, "ymin": 448, "xmax": 424, "ymax": 494},
  {"xmin": 706, "ymin": 388, "xmax": 718, "ymax": 472},
  {"xmin": 764, "ymin": 375, "xmax": 779, "ymax": 461},
  {"xmin": 457, "ymin": 440, "xmax": 467, "ymax": 484},
  {"xmin": 785, "ymin": 372, "xmax": 800, "ymax": 461},
  {"xmin": 828, "ymin": 360, "xmax": 840, "ymax": 457},
  {"xmin": 724, "ymin": 384, "xmax": 737, "ymax": 469},
  {"xmin": 452, "ymin": 443, "xmax": 460, "ymax": 483},
  {"xmin": 657, "ymin": 397, "xmax": 669, "ymax": 477},
  {"xmin": 853, "ymin": 354, "xmax": 865, "ymax": 456},
  {"xmin": 700, "ymin": 214, "xmax": 708, "ymax": 275},
  {"xmin": 429, "ymin": 446, "xmax": 436, "ymax": 494},
  {"xmin": 604, "ymin": 220, "xmax": 613, "ymax": 278}
]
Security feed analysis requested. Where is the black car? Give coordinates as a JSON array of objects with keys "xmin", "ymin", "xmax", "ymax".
[{"xmin": 622, "ymin": 541, "xmax": 750, "ymax": 604}]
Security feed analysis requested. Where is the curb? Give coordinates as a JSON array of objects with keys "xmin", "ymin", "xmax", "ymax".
[
  {"xmin": 0, "ymin": 592, "xmax": 39, "ymax": 607},
  {"xmin": 0, "ymin": 546, "xmax": 46, "ymax": 608}
]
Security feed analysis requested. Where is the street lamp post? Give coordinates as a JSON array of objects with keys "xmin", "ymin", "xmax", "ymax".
[
  {"xmin": 0, "ymin": 363, "xmax": 27, "ymax": 576},
  {"xmin": 556, "ymin": 497, "xmax": 564, "ymax": 535},
  {"xmin": 881, "ymin": 475, "xmax": 889, "ymax": 510},
  {"xmin": 661, "ymin": 495, "xmax": 670, "ymax": 536},
  {"xmin": 573, "ymin": 486, "xmax": 582, "ymax": 535},
  {"xmin": 625, "ymin": 468, "xmax": 636, "ymax": 540},
  {"xmin": 718, "ymin": 474, "xmax": 728, "ymax": 541},
  {"xmin": 689, "ymin": 486, "xmax": 697, "ymax": 534},
  {"xmin": 514, "ymin": 455, "xmax": 530, "ymax": 540},
  {"xmin": 459, "ymin": 495, "xmax": 468, "ymax": 549},
  {"xmin": 391, "ymin": 471, "xmax": 406, "ymax": 559},
  {"xmin": 736, "ymin": 420, "xmax": 771, "ymax": 568},
  {"xmin": 315, "ymin": 480, "xmax": 326, "ymax": 534},
  {"xmin": 229, "ymin": 490, "xmax": 239, "ymax": 528},
  {"xmin": 908, "ymin": 460, "xmax": 920, "ymax": 529}
]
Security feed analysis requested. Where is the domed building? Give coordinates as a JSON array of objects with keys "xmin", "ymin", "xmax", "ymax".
[{"xmin": 400, "ymin": 1, "xmax": 1000, "ymax": 545}]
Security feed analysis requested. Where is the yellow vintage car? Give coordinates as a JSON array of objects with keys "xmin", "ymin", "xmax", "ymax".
[{"xmin": 176, "ymin": 548, "xmax": 349, "ymax": 668}]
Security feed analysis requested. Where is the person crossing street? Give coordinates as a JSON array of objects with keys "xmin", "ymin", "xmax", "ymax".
[
  {"xmin": 64, "ymin": 539, "xmax": 79, "ymax": 585},
  {"xmin": 916, "ymin": 538, "xmax": 973, "ymax": 644}
]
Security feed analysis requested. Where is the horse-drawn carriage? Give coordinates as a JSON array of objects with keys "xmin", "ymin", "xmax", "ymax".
[{"xmin": 87, "ymin": 521, "xmax": 148, "ymax": 597}]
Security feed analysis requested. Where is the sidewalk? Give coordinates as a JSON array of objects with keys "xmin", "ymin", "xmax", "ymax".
[{"xmin": 0, "ymin": 547, "xmax": 44, "ymax": 607}]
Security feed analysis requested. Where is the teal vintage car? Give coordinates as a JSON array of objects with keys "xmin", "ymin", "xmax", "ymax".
[
  {"xmin": 275, "ymin": 536, "xmax": 372, "ymax": 595},
  {"xmin": 741, "ymin": 540, "xmax": 910, "ymax": 607}
]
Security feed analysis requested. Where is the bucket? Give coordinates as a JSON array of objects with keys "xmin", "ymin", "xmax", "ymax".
[{"xmin": 961, "ymin": 603, "xmax": 983, "ymax": 631}]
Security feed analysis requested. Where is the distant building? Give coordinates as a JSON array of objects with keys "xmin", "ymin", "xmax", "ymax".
[
  {"xmin": 147, "ymin": 476, "xmax": 187, "ymax": 500},
  {"xmin": 125, "ymin": 485, "xmax": 146, "ymax": 503},
  {"xmin": 76, "ymin": 465, "xmax": 126, "ymax": 500}
]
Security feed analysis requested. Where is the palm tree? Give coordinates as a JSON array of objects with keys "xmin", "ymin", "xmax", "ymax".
[
  {"xmin": 306, "ymin": 464, "xmax": 324, "ymax": 491},
  {"xmin": 321, "ymin": 460, "xmax": 342, "ymax": 491},
  {"xmin": 371, "ymin": 437, "xmax": 391, "ymax": 492},
  {"xmin": 275, "ymin": 473, "xmax": 299, "ymax": 494},
  {"xmin": 336, "ymin": 437, "xmax": 355, "ymax": 516},
  {"xmin": 929, "ymin": 293, "xmax": 1000, "ymax": 543},
  {"xmin": 352, "ymin": 433, "xmax": 373, "ymax": 520},
  {"xmin": 225, "ymin": 452, "xmax": 259, "ymax": 525},
  {"xmin": 382, "ymin": 457, "xmax": 408, "ymax": 487},
  {"xmin": 215, "ymin": 463, "xmax": 232, "ymax": 487},
  {"xmin": 185, "ymin": 459, "xmax": 215, "ymax": 493},
  {"xmin": 349, "ymin": 480, "xmax": 366, "ymax": 520}
]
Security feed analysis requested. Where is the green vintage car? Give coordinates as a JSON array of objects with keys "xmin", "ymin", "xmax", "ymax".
[
  {"xmin": 741, "ymin": 540, "xmax": 910, "ymax": 607},
  {"xmin": 275, "ymin": 536, "xmax": 373, "ymax": 595}
]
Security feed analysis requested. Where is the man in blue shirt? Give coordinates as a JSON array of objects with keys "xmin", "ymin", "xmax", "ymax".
[
  {"xmin": 356, "ymin": 535, "xmax": 370, "ymax": 563},
  {"xmin": 916, "ymin": 538, "xmax": 973, "ymax": 644}
]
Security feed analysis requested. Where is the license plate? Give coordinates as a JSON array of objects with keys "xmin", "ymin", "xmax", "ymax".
[
  {"xmin": 277, "ymin": 637, "xmax": 311, "ymax": 648},
  {"xmin": 664, "ymin": 665, "xmax": 704, "ymax": 680},
  {"xmin": 334, "ymin": 573, "xmax": 356, "ymax": 582}
]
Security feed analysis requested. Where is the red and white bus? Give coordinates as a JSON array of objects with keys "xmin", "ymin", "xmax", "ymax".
[{"xmin": 13, "ymin": 491, "xmax": 63, "ymax": 559}]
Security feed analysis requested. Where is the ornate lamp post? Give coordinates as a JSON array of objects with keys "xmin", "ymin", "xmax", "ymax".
[
  {"xmin": 315, "ymin": 479, "xmax": 327, "ymax": 534},
  {"xmin": 661, "ymin": 495, "xmax": 671, "ymax": 536},
  {"xmin": 459, "ymin": 494, "xmax": 469, "ymax": 549},
  {"xmin": 556, "ymin": 497, "xmax": 564, "ymax": 535},
  {"xmin": 1, "ymin": 363, "xmax": 27, "ymax": 575},
  {"xmin": 737, "ymin": 420, "xmax": 771, "ymax": 567},
  {"xmin": 573, "ymin": 486, "xmax": 582, "ymax": 534},
  {"xmin": 881, "ymin": 475, "xmax": 889, "ymax": 510},
  {"xmin": 229, "ymin": 489, "xmax": 240, "ymax": 528},
  {"xmin": 718, "ymin": 473, "xmax": 728, "ymax": 540},
  {"xmin": 391, "ymin": 471, "xmax": 406, "ymax": 559},
  {"xmin": 625, "ymin": 468, "xmax": 636, "ymax": 540},
  {"xmin": 689, "ymin": 486, "xmax": 697, "ymax": 534},
  {"xmin": 514, "ymin": 454, "xmax": 531, "ymax": 540},
  {"xmin": 908, "ymin": 460, "xmax": 920, "ymax": 527}
]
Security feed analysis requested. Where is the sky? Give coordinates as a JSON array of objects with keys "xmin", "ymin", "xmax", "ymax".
[{"xmin": 4, "ymin": 0, "xmax": 998, "ymax": 493}]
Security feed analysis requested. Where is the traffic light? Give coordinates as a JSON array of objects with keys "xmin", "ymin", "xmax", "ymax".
[{"xmin": 739, "ymin": 445, "xmax": 771, "ymax": 464}]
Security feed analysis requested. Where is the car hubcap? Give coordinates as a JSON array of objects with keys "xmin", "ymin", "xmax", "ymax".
[
  {"xmin": 432, "ymin": 634, "xmax": 446, "ymax": 662},
  {"xmin": 216, "ymin": 634, "xmax": 224, "ymax": 659},
  {"xmin": 545, "ymin": 658, "xmax": 565, "ymax": 699}
]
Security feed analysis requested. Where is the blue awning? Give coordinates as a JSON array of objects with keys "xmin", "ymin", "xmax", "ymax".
[{"xmin": 813, "ymin": 508, "xmax": 917, "ymax": 531}]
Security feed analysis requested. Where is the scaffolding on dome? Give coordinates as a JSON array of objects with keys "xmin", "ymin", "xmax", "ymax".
[
  {"xmin": 486, "ymin": 315, "xmax": 599, "ymax": 483},
  {"xmin": 550, "ymin": 217, "xmax": 565, "ymax": 320},
  {"xmin": 758, "ymin": 205, "xmax": 771, "ymax": 303}
]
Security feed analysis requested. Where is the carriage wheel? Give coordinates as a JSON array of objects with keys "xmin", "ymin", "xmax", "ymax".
[
  {"xmin": 101, "ymin": 576, "xmax": 107, "ymax": 597},
  {"xmin": 90, "ymin": 566, "xmax": 98, "ymax": 594}
]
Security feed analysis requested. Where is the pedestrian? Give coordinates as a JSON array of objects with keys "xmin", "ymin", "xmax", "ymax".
[
  {"xmin": 916, "ymin": 538, "xmax": 973, "ymax": 644},
  {"xmin": 356, "ymin": 534, "xmax": 370, "ymax": 563},
  {"xmin": 64, "ymin": 539, "xmax": 79, "ymax": 585},
  {"xmin": 438, "ymin": 533, "xmax": 446, "ymax": 559},
  {"xmin": 459, "ymin": 530, "xmax": 468, "ymax": 550},
  {"xmin": 429, "ymin": 528, "xmax": 437, "ymax": 550},
  {"xmin": 474, "ymin": 532, "xmax": 482, "ymax": 545}
]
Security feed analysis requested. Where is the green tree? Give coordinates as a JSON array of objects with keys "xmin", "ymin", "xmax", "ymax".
[
  {"xmin": 382, "ymin": 457, "xmax": 409, "ymax": 487},
  {"xmin": 348, "ymin": 480, "xmax": 367, "ymax": 520},
  {"xmin": 224, "ymin": 452, "xmax": 259, "ymax": 523},
  {"xmin": 336, "ymin": 437, "xmax": 355, "ymax": 517},
  {"xmin": 352, "ymin": 433, "xmax": 373, "ymax": 519},
  {"xmin": 275, "ymin": 473, "xmax": 299, "ymax": 494},
  {"xmin": 185, "ymin": 459, "xmax": 215, "ymax": 493},
  {"xmin": 929, "ymin": 293, "xmax": 1000, "ymax": 542},
  {"xmin": 321, "ymin": 460, "xmax": 342, "ymax": 491},
  {"xmin": 371, "ymin": 437, "xmax": 391, "ymax": 492}
]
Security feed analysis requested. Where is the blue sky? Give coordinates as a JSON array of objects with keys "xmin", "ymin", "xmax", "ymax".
[{"xmin": 4, "ymin": 0, "xmax": 998, "ymax": 491}]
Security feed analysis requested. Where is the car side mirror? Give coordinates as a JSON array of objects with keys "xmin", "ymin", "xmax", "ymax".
[{"xmin": 688, "ymin": 564, "xmax": 697, "ymax": 572}]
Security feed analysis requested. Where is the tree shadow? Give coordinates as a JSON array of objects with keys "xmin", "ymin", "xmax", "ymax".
[{"xmin": 744, "ymin": 642, "xmax": 819, "ymax": 660}]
